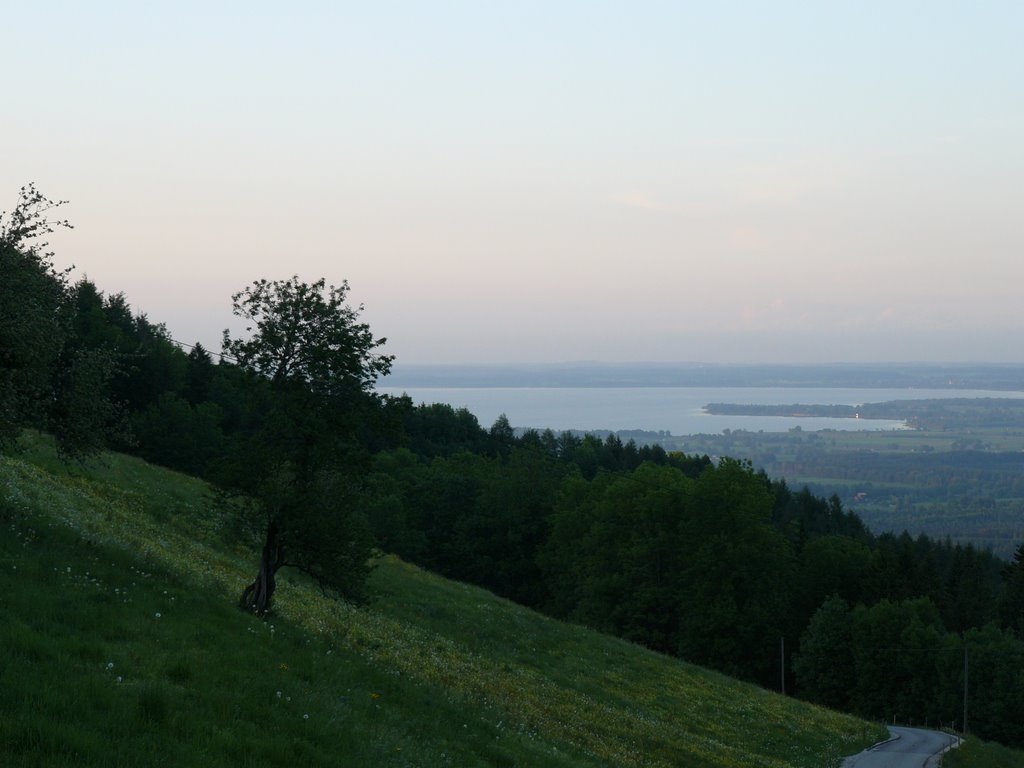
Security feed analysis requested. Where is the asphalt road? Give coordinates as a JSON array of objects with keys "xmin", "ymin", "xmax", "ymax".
[{"xmin": 842, "ymin": 726, "xmax": 959, "ymax": 768}]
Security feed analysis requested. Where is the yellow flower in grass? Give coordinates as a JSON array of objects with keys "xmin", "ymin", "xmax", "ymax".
[{"xmin": 279, "ymin": 663, "xmax": 288, "ymax": 671}]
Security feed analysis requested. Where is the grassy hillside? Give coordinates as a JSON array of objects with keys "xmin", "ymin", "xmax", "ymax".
[
  {"xmin": 944, "ymin": 738, "xmax": 1024, "ymax": 768},
  {"xmin": 1, "ymin": 436, "xmax": 886, "ymax": 767}
]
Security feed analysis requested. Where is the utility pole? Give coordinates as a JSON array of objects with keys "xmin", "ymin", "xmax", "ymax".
[
  {"xmin": 963, "ymin": 644, "xmax": 969, "ymax": 735},
  {"xmin": 781, "ymin": 636, "xmax": 786, "ymax": 696}
]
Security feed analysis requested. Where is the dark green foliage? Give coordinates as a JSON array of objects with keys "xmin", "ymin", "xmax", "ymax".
[
  {"xmin": 68, "ymin": 280, "xmax": 187, "ymax": 417},
  {"xmin": 390, "ymin": 397, "xmax": 490, "ymax": 457},
  {"xmin": 220, "ymin": 276, "xmax": 393, "ymax": 613},
  {"xmin": 961, "ymin": 625, "xmax": 1024, "ymax": 746},
  {"xmin": 1002, "ymin": 544, "xmax": 1024, "ymax": 635},
  {"xmin": 790, "ymin": 535, "xmax": 1024, "ymax": 746},
  {"xmin": 942, "ymin": 543, "xmax": 998, "ymax": 633},
  {"xmin": 119, "ymin": 314, "xmax": 187, "ymax": 413},
  {"xmin": 183, "ymin": 343, "xmax": 216, "ymax": 405},
  {"xmin": 281, "ymin": 469, "xmax": 376, "ymax": 603},
  {"xmin": 222, "ymin": 276, "xmax": 392, "ymax": 397},
  {"xmin": 68, "ymin": 280, "xmax": 120, "ymax": 351},
  {"xmin": 662, "ymin": 414, "xmax": 1024, "ymax": 559},
  {"xmin": 0, "ymin": 185, "xmax": 122, "ymax": 461},
  {"xmin": 798, "ymin": 593, "xmax": 996, "ymax": 734},
  {"xmin": 132, "ymin": 393, "xmax": 225, "ymax": 476},
  {"xmin": 48, "ymin": 347, "xmax": 125, "ymax": 461},
  {"xmin": 772, "ymin": 483, "xmax": 870, "ymax": 546},
  {"xmin": 849, "ymin": 598, "xmax": 949, "ymax": 723},
  {"xmin": 488, "ymin": 413, "xmax": 515, "ymax": 456},
  {"xmin": 543, "ymin": 465, "xmax": 693, "ymax": 652},
  {"xmin": 675, "ymin": 460, "xmax": 794, "ymax": 682},
  {"xmin": 794, "ymin": 596, "xmax": 855, "ymax": 710},
  {"xmin": 403, "ymin": 455, "xmax": 477, "ymax": 570},
  {"xmin": 795, "ymin": 536, "xmax": 870, "ymax": 624},
  {"xmin": 0, "ymin": 240, "xmax": 66, "ymax": 446},
  {"xmin": 451, "ymin": 446, "xmax": 569, "ymax": 605},
  {"xmin": 539, "ymin": 459, "xmax": 794, "ymax": 686},
  {"xmin": 358, "ymin": 449, "xmax": 429, "ymax": 559}
]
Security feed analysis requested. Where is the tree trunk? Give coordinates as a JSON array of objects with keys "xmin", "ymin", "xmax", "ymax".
[{"xmin": 239, "ymin": 521, "xmax": 285, "ymax": 615}]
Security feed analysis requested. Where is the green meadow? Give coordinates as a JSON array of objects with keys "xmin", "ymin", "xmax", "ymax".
[
  {"xmin": 1, "ymin": 437, "xmax": 886, "ymax": 767},
  {"xmin": 944, "ymin": 738, "xmax": 1024, "ymax": 768}
]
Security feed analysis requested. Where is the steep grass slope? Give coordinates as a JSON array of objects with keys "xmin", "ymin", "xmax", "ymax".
[
  {"xmin": 1, "ymin": 437, "xmax": 885, "ymax": 767},
  {"xmin": 944, "ymin": 738, "xmax": 1024, "ymax": 768}
]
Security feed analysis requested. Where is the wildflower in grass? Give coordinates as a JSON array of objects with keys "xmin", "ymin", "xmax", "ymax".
[
  {"xmin": 370, "ymin": 692, "xmax": 381, "ymax": 699},
  {"xmin": 155, "ymin": 612, "xmax": 162, "ymax": 618},
  {"xmin": 279, "ymin": 663, "xmax": 288, "ymax": 671},
  {"xmin": 303, "ymin": 714, "xmax": 309, "ymax": 720},
  {"xmin": 276, "ymin": 691, "xmax": 282, "ymax": 698},
  {"xmin": 106, "ymin": 662, "xmax": 114, "ymax": 670}
]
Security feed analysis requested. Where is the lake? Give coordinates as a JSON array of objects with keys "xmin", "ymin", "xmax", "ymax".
[{"xmin": 377, "ymin": 386, "xmax": 1024, "ymax": 436}]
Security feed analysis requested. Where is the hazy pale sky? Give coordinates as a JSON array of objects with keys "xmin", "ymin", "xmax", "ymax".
[{"xmin": 4, "ymin": 2, "xmax": 1022, "ymax": 364}]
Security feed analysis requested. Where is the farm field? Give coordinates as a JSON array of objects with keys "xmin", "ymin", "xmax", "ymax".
[{"xmin": 659, "ymin": 401, "xmax": 1024, "ymax": 558}]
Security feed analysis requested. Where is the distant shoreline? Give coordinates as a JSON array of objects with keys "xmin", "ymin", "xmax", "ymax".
[
  {"xmin": 704, "ymin": 403, "xmax": 883, "ymax": 419},
  {"xmin": 383, "ymin": 362, "xmax": 1024, "ymax": 391}
]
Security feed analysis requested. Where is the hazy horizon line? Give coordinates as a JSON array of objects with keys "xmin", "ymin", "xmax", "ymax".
[{"xmin": 388, "ymin": 360, "xmax": 1024, "ymax": 368}]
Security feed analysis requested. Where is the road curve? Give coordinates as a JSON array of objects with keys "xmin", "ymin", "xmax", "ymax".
[{"xmin": 842, "ymin": 726, "xmax": 959, "ymax": 768}]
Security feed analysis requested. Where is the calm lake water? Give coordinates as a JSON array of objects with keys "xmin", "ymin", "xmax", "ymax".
[{"xmin": 377, "ymin": 387, "xmax": 1024, "ymax": 436}]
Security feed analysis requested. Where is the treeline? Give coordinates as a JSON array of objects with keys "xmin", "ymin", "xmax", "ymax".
[
  {"xmin": 671, "ymin": 428, "xmax": 1024, "ymax": 558},
  {"xmin": 0, "ymin": 188, "xmax": 125, "ymax": 460},
  {"xmin": 4, "ymin": 187, "xmax": 1024, "ymax": 748},
  {"xmin": 349, "ymin": 427, "xmax": 1024, "ymax": 747},
  {"xmin": 783, "ymin": 450, "xmax": 1024, "ymax": 496}
]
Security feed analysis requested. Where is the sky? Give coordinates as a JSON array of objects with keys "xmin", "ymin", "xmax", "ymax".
[{"xmin": 3, "ymin": 2, "xmax": 1023, "ymax": 365}]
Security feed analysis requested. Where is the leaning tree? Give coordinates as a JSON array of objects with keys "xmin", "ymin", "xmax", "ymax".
[{"xmin": 221, "ymin": 276, "xmax": 393, "ymax": 614}]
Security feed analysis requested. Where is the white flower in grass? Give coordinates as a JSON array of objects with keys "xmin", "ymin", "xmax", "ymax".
[
  {"xmin": 155, "ymin": 612, "xmax": 162, "ymax": 619},
  {"xmin": 303, "ymin": 714, "xmax": 309, "ymax": 720}
]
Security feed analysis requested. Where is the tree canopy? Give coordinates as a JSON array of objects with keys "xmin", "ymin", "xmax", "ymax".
[
  {"xmin": 223, "ymin": 276, "xmax": 392, "ymax": 396},
  {"xmin": 220, "ymin": 276, "xmax": 393, "ymax": 614},
  {"xmin": 0, "ymin": 185, "xmax": 121, "ymax": 460}
]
